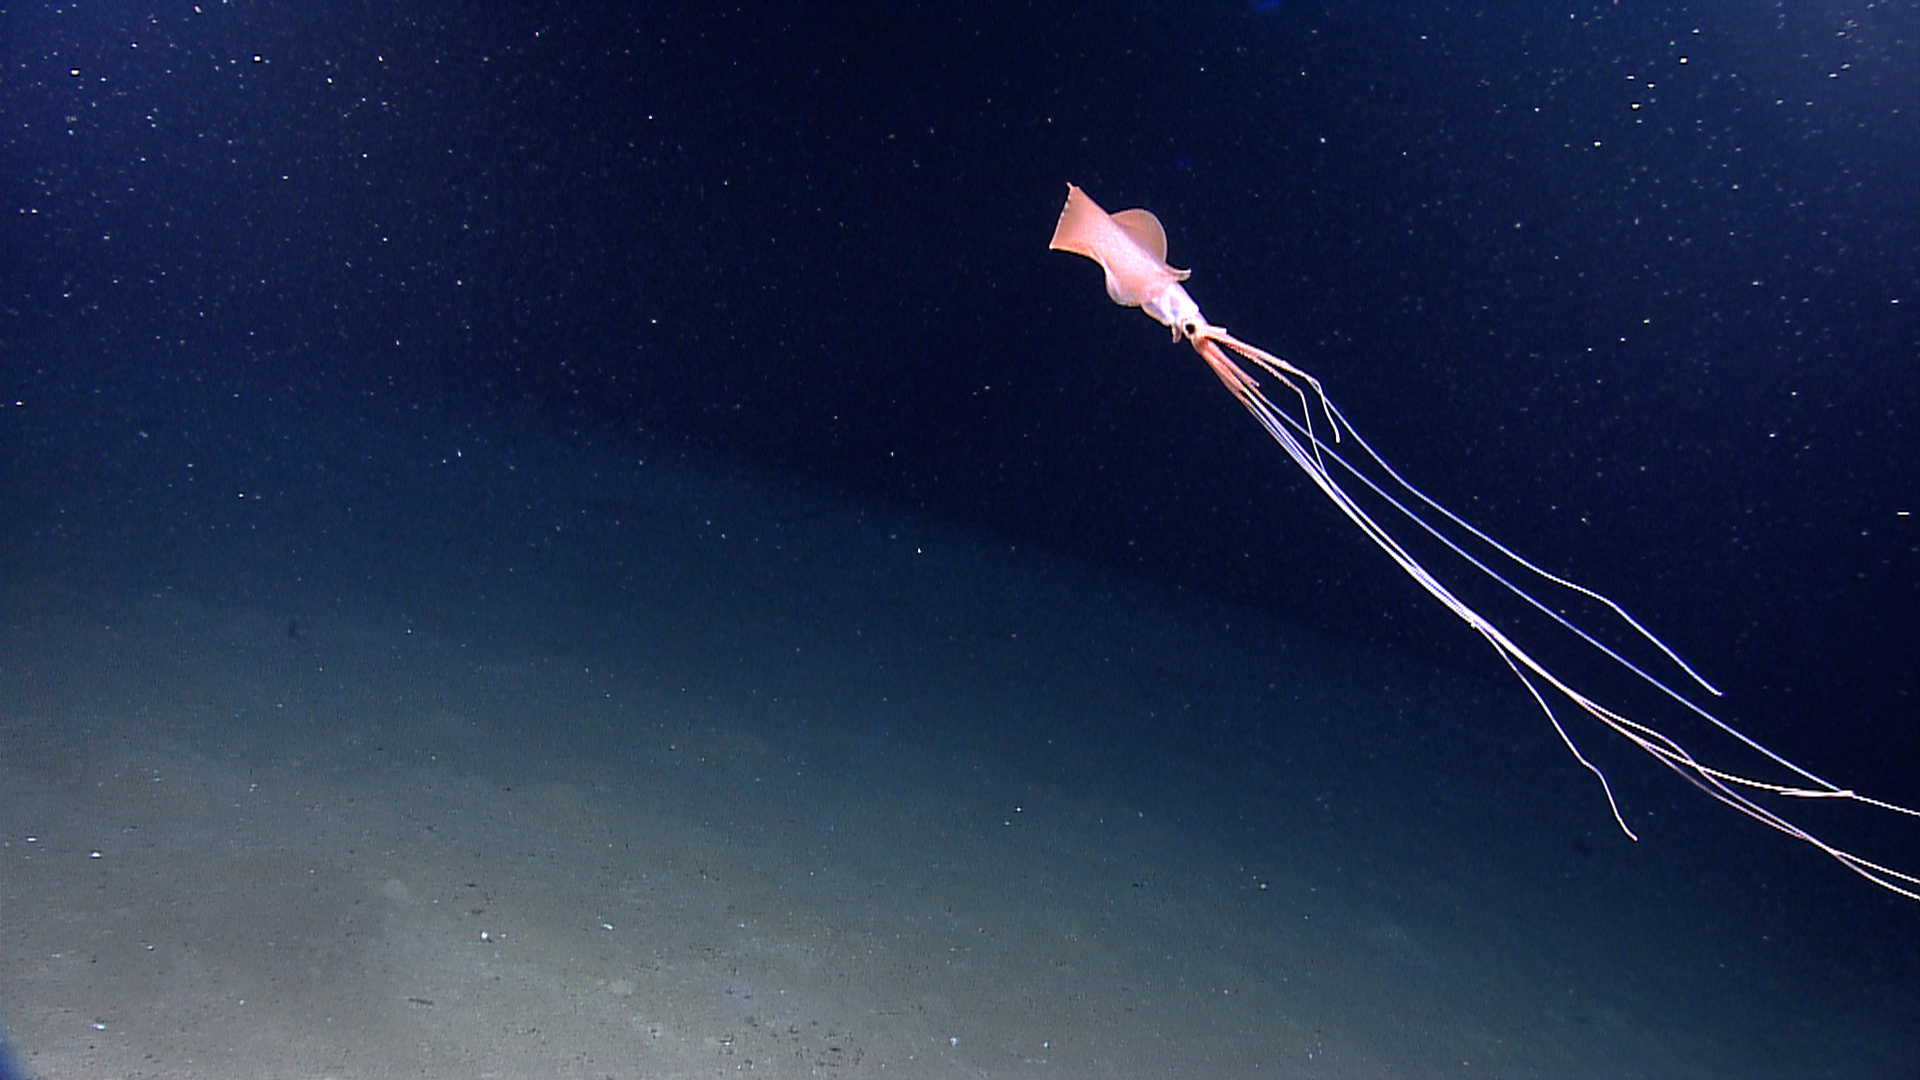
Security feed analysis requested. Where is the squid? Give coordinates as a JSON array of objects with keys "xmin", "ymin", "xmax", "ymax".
[{"xmin": 1050, "ymin": 182, "xmax": 1918, "ymax": 899}]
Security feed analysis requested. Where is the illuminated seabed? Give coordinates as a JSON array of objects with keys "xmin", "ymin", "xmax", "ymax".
[{"xmin": 2, "ymin": 422, "xmax": 1914, "ymax": 1077}]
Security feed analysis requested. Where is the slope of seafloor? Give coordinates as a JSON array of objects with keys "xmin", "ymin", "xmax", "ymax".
[{"xmin": 1, "ymin": 428, "xmax": 1913, "ymax": 1079}]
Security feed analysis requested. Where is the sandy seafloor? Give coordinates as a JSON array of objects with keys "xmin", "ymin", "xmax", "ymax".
[{"xmin": 2, "ymin": 423, "xmax": 1914, "ymax": 1080}]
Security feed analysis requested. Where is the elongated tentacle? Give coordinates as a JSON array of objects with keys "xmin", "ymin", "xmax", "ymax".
[{"xmin": 1189, "ymin": 333, "xmax": 1920, "ymax": 899}]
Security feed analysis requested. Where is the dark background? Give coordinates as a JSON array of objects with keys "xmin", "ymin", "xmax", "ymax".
[{"xmin": 5, "ymin": 2, "xmax": 1916, "ymax": 797}]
